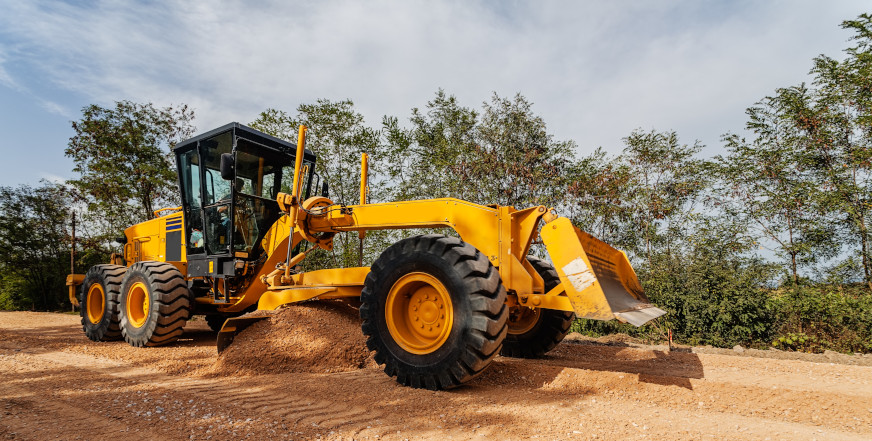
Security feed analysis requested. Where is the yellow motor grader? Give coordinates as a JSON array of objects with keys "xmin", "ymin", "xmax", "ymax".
[{"xmin": 68, "ymin": 122, "xmax": 665, "ymax": 390}]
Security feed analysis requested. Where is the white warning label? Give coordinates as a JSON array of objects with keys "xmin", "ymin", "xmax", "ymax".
[{"xmin": 562, "ymin": 257, "xmax": 597, "ymax": 293}]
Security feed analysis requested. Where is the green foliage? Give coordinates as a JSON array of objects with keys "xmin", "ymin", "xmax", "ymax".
[
  {"xmin": 716, "ymin": 86, "xmax": 836, "ymax": 284},
  {"xmin": 781, "ymin": 15, "xmax": 872, "ymax": 286},
  {"xmin": 250, "ymin": 100, "xmax": 390, "ymax": 269},
  {"xmin": 383, "ymin": 89, "xmax": 479, "ymax": 202},
  {"xmin": 65, "ymin": 101, "xmax": 195, "ymax": 240},
  {"xmin": 384, "ymin": 90, "xmax": 574, "ymax": 209},
  {"xmin": 769, "ymin": 285, "xmax": 872, "ymax": 353},
  {"xmin": 466, "ymin": 93, "xmax": 576, "ymax": 208},
  {"xmin": 0, "ymin": 183, "xmax": 73, "ymax": 310}
]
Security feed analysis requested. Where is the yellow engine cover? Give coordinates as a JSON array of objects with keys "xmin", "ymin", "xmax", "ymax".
[{"xmin": 123, "ymin": 212, "xmax": 187, "ymax": 270}]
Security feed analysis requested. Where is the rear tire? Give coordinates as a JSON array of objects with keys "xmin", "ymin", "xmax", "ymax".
[
  {"xmin": 79, "ymin": 264, "xmax": 126, "ymax": 341},
  {"xmin": 500, "ymin": 256, "xmax": 575, "ymax": 358},
  {"xmin": 119, "ymin": 262, "xmax": 192, "ymax": 347},
  {"xmin": 361, "ymin": 234, "xmax": 508, "ymax": 390}
]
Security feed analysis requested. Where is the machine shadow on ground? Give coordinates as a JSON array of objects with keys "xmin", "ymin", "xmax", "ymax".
[{"xmin": 472, "ymin": 341, "xmax": 704, "ymax": 391}]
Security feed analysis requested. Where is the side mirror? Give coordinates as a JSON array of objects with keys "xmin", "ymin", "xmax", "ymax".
[
  {"xmin": 321, "ymin": 181, "xmax": 329, "ymax": 198},
  {"xmin": 220, "ymin": 153, "xmax": 235, "ymax": 180}
]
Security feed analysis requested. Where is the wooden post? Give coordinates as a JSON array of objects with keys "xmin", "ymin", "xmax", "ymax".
[{"xmin": 70, "ymin": 211, "xmax": 76, "ymax": 312}]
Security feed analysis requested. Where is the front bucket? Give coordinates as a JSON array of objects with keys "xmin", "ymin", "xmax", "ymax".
[{"xmin": 540, "ymin": 218, "xmax": 666, "ymax": 326}]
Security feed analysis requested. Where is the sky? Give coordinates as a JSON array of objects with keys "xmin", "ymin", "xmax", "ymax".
[{"xmin": 0, "ymin": 0, "xmax": 868, "ymax": 187}]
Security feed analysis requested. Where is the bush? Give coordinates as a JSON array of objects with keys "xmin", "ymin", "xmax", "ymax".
[
  {"xmin": 571, "ymin": 249, "xmax": 779, "ymax": 347},
  {"xmin": 769, "ymin": 285, "xmax": 872, "ymax": 353}
]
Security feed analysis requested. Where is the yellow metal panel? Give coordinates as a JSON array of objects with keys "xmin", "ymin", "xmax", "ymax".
[
  {"xmin": 519, "ymin": 294, "xmax": 573, "ymax": 312},
  {"xmin": 305, "ymin": 198, "xmax": 501, "ymax": 267},
  {"xmin": 122, "ymin": 212, "xmax": 187, "ymax": 265},
  {"xmin": 66, "ymin": 274, "xmax": 85, "ymax": 306},
  {"xmin": 258, "ymin": 286, "xmax": 363, "ymax": 310},
  {"xmin": 260, "ymin": 213, "xmax": 293, "ymax": 259},
  {"xmin": 257, "ymin": 267, "xmax": 368, "ymax": 310},
  {"xmin": 359, "ymin": 153, "xmax": 369, "ymax": 205},
  {"xmin": 540, "ymin": 217, "xmax": 618, "ymax": 321},
  {"xmin": 285, "ymin": 267, "xmax": 369, "ymax": 288},
  {"xmin": 297, "ymin": 198, "xmax": 551, "ymax": 296}
]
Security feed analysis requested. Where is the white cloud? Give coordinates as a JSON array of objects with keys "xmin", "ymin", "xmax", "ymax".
[
  {"xmin": 0, "ymin": 0, "xmax": 868, "ymax": 156},
  {"xmin": 37, "ymin": 99, "xmax": 72, "ymax": 118},
  {"xmin": 0, "ymin": 47, "xmax": 21, "ymax": 90},
  {"xmin": 38, "ymin": 172, "xmax": 67, "ymax": 184}
]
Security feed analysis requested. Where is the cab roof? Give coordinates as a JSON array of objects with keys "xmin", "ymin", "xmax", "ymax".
[{"xmin": 173, "ymin": 122, "xmax": 316, "ymax": 161}]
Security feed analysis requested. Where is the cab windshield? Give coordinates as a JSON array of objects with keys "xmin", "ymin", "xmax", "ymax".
[{"xmin": 192, "ymin": 133, "xmax": 309, "ymax": 257}]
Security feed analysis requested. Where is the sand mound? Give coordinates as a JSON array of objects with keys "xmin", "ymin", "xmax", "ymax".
[{"xmin": 212, "ymin": 301, "xmax": 376, "ymax": 375}]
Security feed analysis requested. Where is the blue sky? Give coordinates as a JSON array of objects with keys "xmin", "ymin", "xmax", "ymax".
[{"xmin": 0, "ymin": 0, "xmax": 868, "ymax": 187}]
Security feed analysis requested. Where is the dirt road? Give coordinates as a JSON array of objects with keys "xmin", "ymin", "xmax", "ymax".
[{"xmin": 1, "ymin": 309, "xmax": 871, "ymax": 440}]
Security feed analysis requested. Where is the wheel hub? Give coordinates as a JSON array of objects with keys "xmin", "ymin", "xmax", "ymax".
[
  {"xmin": 386, "ymin": 273, "xmax": 453, "ymax": 354},
  {"xmin": 507, "ymin": 305, "xmax": 541, "ymax": 335},
  {"xmin": 126, "ymin": 281, "xmax": 149, "ymax": 328},
  {"xmin": 86, "ymin": 284, "xmax": 105, "ymax": 324}
]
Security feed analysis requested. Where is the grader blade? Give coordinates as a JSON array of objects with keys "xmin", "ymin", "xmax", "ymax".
[
  {"xmin": 541, "ymin": 218, "xmax": 666, "ymax": 326},
  {"xmin": 216, "ymin": 315, "xmax": 272, "ymax": 353}
]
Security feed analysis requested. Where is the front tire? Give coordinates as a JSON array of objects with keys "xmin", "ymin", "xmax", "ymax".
[
  {"xmin": 361, "ymin": 234, "xmax": 508, "ymax": 390},
  {"xmin": 79, "ymin": 264, "xmax": 126, "ymax": 341},
  {"xmin": 500, "ymin": 256, "xmax": 575, "ymax": 358},
  {"xmin": 119, "ymin": 262, "xmax": 192, "ymax": 347}
]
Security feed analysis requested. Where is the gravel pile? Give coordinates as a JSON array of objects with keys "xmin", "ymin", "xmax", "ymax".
[{"xmin": 213, "ymin": 301, "xmax": 376, "ymax": 375}]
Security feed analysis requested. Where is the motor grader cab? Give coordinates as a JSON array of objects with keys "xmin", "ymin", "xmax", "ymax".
[
  {"xmin": 70, "ymin": 122, "xmax": 666, "ymax": 390},
  {"xmin": 173, "ymin": 123, "xmax": 316, "ymax": 302}
]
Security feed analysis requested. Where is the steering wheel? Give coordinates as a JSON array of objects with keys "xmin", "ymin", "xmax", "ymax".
[{"xmin": 233, "ymin": 201, "xmax": 257, "ymax": 249}]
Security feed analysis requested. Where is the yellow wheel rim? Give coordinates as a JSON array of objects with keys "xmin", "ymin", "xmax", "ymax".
[
  {"xmin": 126, "ymin": 281, "xmax": 149, "ymax": 328},
  {"xmin": 385, "ymin": 272, "xmax": 453, "ymax": 355},
  {"xmin": 86, "ymin": 283, "xmax": 105, "ymax": 324},
  {"xmin": 507, "ymin": 306, "xmax": 541, "ymax": 335}
]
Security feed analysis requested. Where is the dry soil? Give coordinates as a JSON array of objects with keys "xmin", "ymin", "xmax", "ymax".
[{"xmin": 1, "ymin": 305, "xmax": 871, "ymax": 440}]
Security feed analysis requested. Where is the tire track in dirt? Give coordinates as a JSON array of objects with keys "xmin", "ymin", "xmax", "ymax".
[
  {"xmin": 0, "ymin": 357, "xmax": 170, "ymax": 440},
  {"xmin": 9, "ymin": 348, "xmax": 383, "ymax": 437},
  {"xmin": 48, "ymin": 338, "xmax": 870, "ymax": 440},
  {"xmin": 3, "ymin": 311, "xmax": 872, "ymax": 440},
  {"xmin": 1, "ymin": 383, "xmax": 158, "ymax": 441},
  {"xmin": 483, "ymin": 350, "xmax": 872, "ymax": 437}
]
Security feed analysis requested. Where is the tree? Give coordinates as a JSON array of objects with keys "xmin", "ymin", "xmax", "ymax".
[
  {"xmin": 65, "ymin": 101, "xmax": 195, "ymax": 239},
  {"xmin": 716, "ymin": 87, "xmax": 834, "ymax": 284},
  {"xmin": 382, "ymin": 89, "xmax": 480, "ymax": 202},
  {"xmin": 468, "ymin": 93, "xmax": 576, "ymax": 208},
  {"xmin": 564, "ymin": 148, "xmax": 637, "ymax": 248},
  {"xmin": 250, "ymin": 100, "xmax": 385, "ymax": 268},
  {"xmin": 384, "ymin": 90, "xmax": 574, "ymax": 210},
  {"xmin": 0, "ymin": 183, "xmax": 72, "ymax": 310},
  {"xmin": 793, "ymin": 14, "xmax": 872, "ymax": 286},
  {"xmin": 571, "ymin": 130, "xmax": 707, "ymax": 264}
]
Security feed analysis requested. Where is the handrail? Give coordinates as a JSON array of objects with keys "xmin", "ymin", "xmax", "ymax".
[{"xmin": 153, "ymin": 206, "xmax": 182, "ymax": 218}]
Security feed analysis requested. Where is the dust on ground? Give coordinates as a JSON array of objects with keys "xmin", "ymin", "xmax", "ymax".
[{"xmin": 1, "ymin": 306, "xmax": 871, "ymax": 441}]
